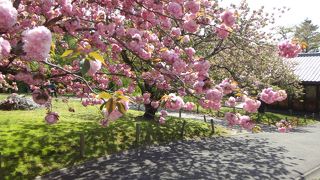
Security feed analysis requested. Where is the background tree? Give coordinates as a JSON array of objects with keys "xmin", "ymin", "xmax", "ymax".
[
  {"xmin": 277, "ymin": 26, "xmax": 294, "ymax": 40},
  {"xmin": 294, "ymin": 19, "xmax": 320, "ymax": 52},
  {"xmin": 196, "ymin": 2, "xmax": 302, "ymax": 97},
  {"xmin": 278, "ymin": 19, "xmax": 320, "ymax": 52}
]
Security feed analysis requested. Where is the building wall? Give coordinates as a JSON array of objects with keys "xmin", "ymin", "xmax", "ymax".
[{"xmin": 269, "ymin": 83, "xmax": 319, "ymax": 112}]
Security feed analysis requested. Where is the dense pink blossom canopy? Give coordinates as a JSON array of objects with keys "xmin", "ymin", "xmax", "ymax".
[{"xmin": 0, "ymin": 0, "xmax": 296, "ymax": 129}]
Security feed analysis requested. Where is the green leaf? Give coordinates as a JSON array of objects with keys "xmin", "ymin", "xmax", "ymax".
[
  {"xmin": 116, "ymin": 102, "xmax": 127, "ymax": 114},
  {"xmin": 89, "ymin": 51, "xmax": 105, "ymax": 65},
  {"xmin": 100, "ymin": 101, "xmax": 107, "ymax": 111},
  {"xmin": 80, "ymin": 60, "xmax": 90, "ymax": 75},
  {"xmin": 71, "ymin": 52, "xmax": 81, "ymax": 58},
  {"xmin": 61, "ymin": 50, "xmax": 74, "ymax": 57}
]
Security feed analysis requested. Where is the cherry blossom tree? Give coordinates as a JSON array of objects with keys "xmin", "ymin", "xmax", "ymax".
[{"xmin": 0, "ymin": 0, "xmax": 300, "ymax": 130}]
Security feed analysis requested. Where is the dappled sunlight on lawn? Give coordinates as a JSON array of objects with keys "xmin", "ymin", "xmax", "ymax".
[{"xmin": 0, "ymin": 98, "xmax": 224, "ymax": 179}]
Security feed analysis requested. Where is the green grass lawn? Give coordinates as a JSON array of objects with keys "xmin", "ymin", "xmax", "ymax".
[{"xmin": 0, "ymin": 94, "xmax": 227, "ymax": 179}]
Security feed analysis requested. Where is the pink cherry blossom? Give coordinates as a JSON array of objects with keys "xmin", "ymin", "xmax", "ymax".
[
  {"xmin": 239, "ymin": 115, "xmax": 255, "ymax": 130},
  {"xmin": 225, "ymin": 96, "xmax": 236, "ymax": 107},
  {"xmin": 278, "ymin": 40, "xmax": 301, "ymax": 58},
  {"xmin": 167, "ymin": 2, "xmax": 183, "ymax": 18},
  {"xmin": 151, "ymin": 101, "xmax": 160, "ymax": 109},
  {"xmin": 276, "ymin": 119, "xmax": 292, "ymax": 133},
  {"xmin": 159, "ymin": 116, "xmax": 166, "ymax": 124},
  {"xmin": 183, "ymin": 102, "xmax": 195, "ymax": 111},
  {"xmin": 185, "ymin": 47, "xmax": 196, "ymax": 58},
  {"xmin": 15, "ymin": 72, "xmax": 34, "ymax": 84},
  {"xmin": 165, "ymin": 93, "xmax": 185, "ymax": 111},
  {"xmin": 171, "ymin": 27, "xmax": 181, "ymax": 37},
  {"xmin": 216, "ymin": 24, "xmax": 230, "ymax": 39},
  {"xmin": 184, "ymin": 1, "xmax": 200, "ymax": 14},
  {"xmin": 135, "ymin": 96, "xmax": 144, "ymax": 104},
  {"xmin": 0, "ymin": 37, "xmax": 11, "ymax": 58},
  {"xmin": 243, "ymin": 98, "xmax": 261, "ymax": 113},
  {"xmin": 60, "ymin": 0, "xmax": 73, "ymax": 15},
  {"xmin": 0, "ymin": 0, "xmax": 17, "ymax": 31},
  {"xmin": 278, "ymin": 127, "xmax": 287, "ymax": 133},
  {"xmin": 260, "ymin": 88, "xmax": 277, "ymax": 104},
  {"xmin": 22, "ymin": 26, "xmax": 52, "ymax": 61},
  {"xmin": 199, "ymin": 98, "xmax": 221, "ymax": 110},
  {"xmin": 182, "ymin": 35, "xmax": 190, "ymax": 43},
  {"xmin": 221, "ymin": 10, "xmax": 236, "ymax": 27},
  {"xmin": 275, "ymin": 90, "xmax": 287, "ymax": 101},
  {"xmin": 87, "ymin": 60, "xmax": 102, "ymax": 76},
  {"xmin": 205, "ymin": 88, "xmax": 223, "ymax": 102},
  {"xmin": 193, "ymin": 81, "xmax": 205, "ymax": 93},
  {"xmin": 32, "ymin": 89, "xmax": 50, "ymax": 105},
  {"xmin": 225, "ymin": 112, "xmax": 239, "ymax": 126},
  {"xmin": 143, "ymin": 92, "xmax": 151, "ymax": 104},
  {"xmin": 112, "ymin": 43, "xmax": 122, "ymax": 53},
  {"xmin": 45, "ymin": 112, "xmax": 59, "ymax": 124},
  {"xmin": 183, "ymin": 20, "xmax": 199, "ymax": 33},
  {"xmin": 102, "ymin": 109, "xmax": 123, "ymax": 122},
  {"xmin": 219, "ymin": 79, "xmax": 236, "ymax": 94},
  {"xmin": 108, "ymin": 110, "xmax": 123, "ymax": 121},
  {"xmin": 160, "ymin": 110, "xmax": 168, "ymax": 117}
]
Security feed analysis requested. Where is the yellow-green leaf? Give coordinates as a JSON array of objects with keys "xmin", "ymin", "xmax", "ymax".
[
  {"xmin": 51, "ymin": 42, "xmax": 56, "ymax": 54},
  {"xmin": 89, "ymin": 51, "xmax": 105, "ymax": 65},
  {"xmin": 116, "ymin": 102, "xmax": 127, "ymax": 114},
  {"xmin": 98, "ymin": 92, "xmax": 112, "ymax": 99},
  {"xmin": 71, "ymin": 52, "xmax": 81, "ymax": 58},
  {"xmin": 160, "ymin": 47, "xmax": 168, "ymax": 52},
  {"xmin": 61, "ymin": 50, "xmax": 74, "ymax": 57},
  {"xmin": 117, "ymin": 95, "xmax": 129, "ymax": 101},
  {"xmin": 105, "ymin": 98, "xmax": 115, "ymax": 114}
]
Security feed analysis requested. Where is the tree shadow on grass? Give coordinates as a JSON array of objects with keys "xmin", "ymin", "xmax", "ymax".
[
  {"xmin": 41, "ymin": 137, "xmax": 303, "ymax": 180},
  {"xmin": 0, "ymin": 119, "xmax": 138, "ymax": 179},
  {"xmin": 0, "ymin": 115, "xmax": 213, "ymax": 179}
]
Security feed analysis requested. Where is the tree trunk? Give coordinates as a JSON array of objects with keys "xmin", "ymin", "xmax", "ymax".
[
  {"xmin": 258, "ymin": 101, "xmax": 266, "ymax": 113},
  {"xmin": 143, "ymin": 103, "xmax": 158, "ymax": 120}
]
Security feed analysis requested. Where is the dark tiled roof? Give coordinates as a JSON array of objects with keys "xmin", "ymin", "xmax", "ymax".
[{"xmin": 291, "ymin": 53, "xmax": 320, "ymax": 82}]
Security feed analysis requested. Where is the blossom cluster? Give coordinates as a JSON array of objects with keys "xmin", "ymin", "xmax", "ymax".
[
  {"xmin": 225, "ymin": 112, "xmax": 255, "ymax": 130},
  {"xmin": 243, "ymin": 98, "xmax": 261, "ymax": 113},
  {"xmin": 164, "ymin": 93, "xmax": 185, "ymax": 111},
  {"xmin": 0, "ymin": 37, "xmax": 11, "ymax": 59},
  {"xmin": 260, "ymin": 88, "xmax": 287, "ymax": 104},
  {"xmin": 45, "ymin": 112, "xmax": 59, "ymax": 124},
  {"xmin": 225, "ymin": 96, "xmax": 236, "ymax": 107},
  {"xmin": 0, "ymin": 0, "xmax": 17, "ymax": 31},
  {"xmin": 159, "ymin": 110, "xmax": 168, "ymax": 124},
  {"xmin": 22, "ymin": 26, "xmax": 52, "ymax": 61},
  {"xmin": 278, "ymin": 40, "xmax": 301, "ymax": 58},
  {"xmin": 276, "ymin": 119, "xmax": 292, "ymax": 133}
]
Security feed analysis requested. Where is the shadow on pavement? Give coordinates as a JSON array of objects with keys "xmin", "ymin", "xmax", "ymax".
[{"xmin": 41, "ymin": 137, "xmax": 302, "ymax": 180}]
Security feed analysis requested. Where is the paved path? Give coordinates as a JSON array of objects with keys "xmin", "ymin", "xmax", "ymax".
[
  {"xmin": 40, "ymin": 122, "xmax": 320, "ymax": 180},
  {"xmin": 166, "ymin": 111, "xmax": 275, "ymax": 135},
  {"xmin": 132, "ymin": 103, "xmax": 278, "ymax": 135}
]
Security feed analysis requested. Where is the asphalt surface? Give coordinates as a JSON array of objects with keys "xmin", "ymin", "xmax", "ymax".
[{"xmin": 40, "ymin": 121, "xmax": 320, "ymax": 180}]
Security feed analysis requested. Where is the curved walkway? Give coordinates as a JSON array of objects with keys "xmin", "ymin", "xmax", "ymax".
[{"xmin": 40, "ymin": 122, "xmax": 320, "ymax": 180}]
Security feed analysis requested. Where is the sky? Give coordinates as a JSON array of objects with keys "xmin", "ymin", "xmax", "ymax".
[{"xmin": 221, "ymin": 0, "xmax": 320, "ymax": 27}]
